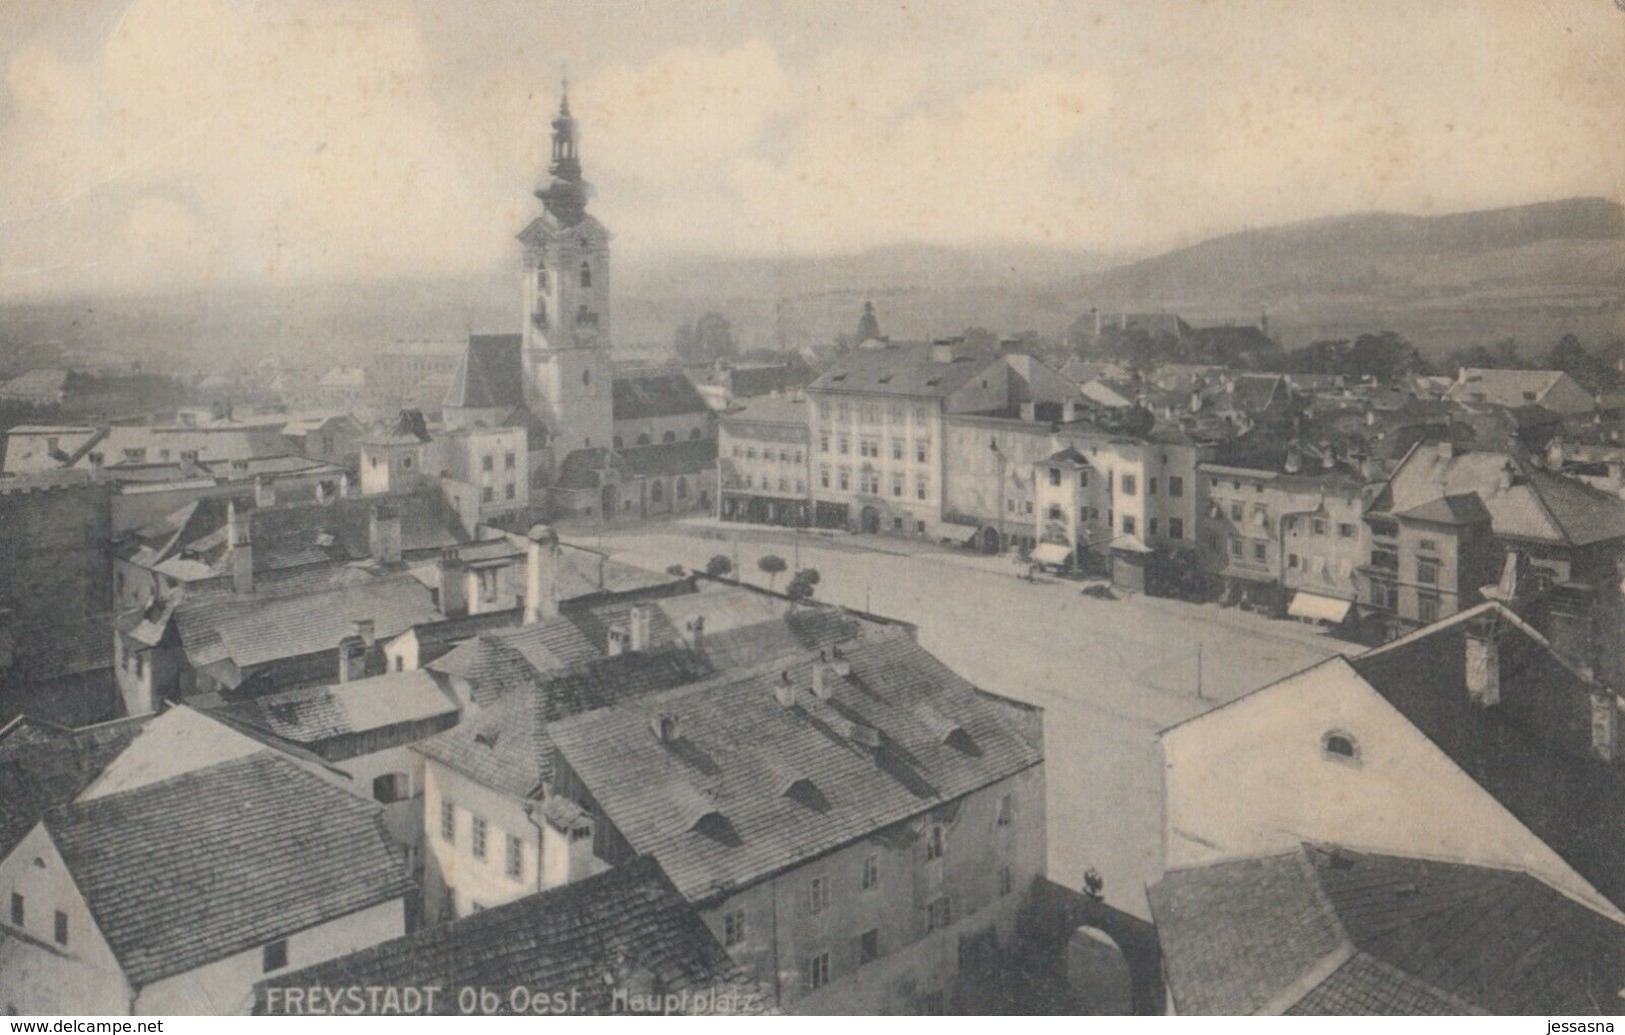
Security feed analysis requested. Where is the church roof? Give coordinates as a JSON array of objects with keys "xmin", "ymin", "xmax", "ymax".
[
  {"xmin": 446, "ymin": 335, "xmax": 525, "ymax": 411},
  {"xmin": 613, "ymin": 372, "xmax": 711, "ymax": 421}
]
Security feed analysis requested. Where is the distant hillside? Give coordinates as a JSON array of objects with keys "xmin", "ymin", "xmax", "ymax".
[{"xmin": 1065, "ymin": 197, "xmax": 1625, "ymax": 352}]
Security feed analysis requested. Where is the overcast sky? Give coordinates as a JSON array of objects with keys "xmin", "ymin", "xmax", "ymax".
[{"xmin": 1, "ymin": 0, "xmax": 1621, "ymax": 297}]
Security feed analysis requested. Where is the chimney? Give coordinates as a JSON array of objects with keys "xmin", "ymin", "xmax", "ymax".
[
  {"xmin": 1364, "ymin": 405, "xmax": 1376, "ymax": 427},
  {"xmin": 1020, "ymin": 401, "xmax": 1037, "ymax": 423},
  {"xmin": 1436, "ymin": 440, "xmax": 1454, "ymax": 461},
  {"xmin": 1190, "ymin": 390, "xmax": 1202, "ymax": 414},
  {"xmin": 812, "ymin": 663, "xmax": 832, "ymax": 700},
  {"xmin": 87, "ymin": 452, "xmax": 104, "ymax": 481},
  {"xmin": 1062, "ymin": 400, "xmax": 1077, "ymax": 423},
  {"xmin": 1498, "ymin": 460, "xmax": 1515, "ymax": 491},
  {"xmin": 524, "ymin": 524, "xmax": 561, "ymax": 624},
  {"xmin": 1547, "ymin": 437, "xmax": 1566, "ymax": 472},
  {"xmin": 651, "ymin": 713, "xmax": 681, "ymax": 743},
  {"xmin": 228, "ymin": 500, "xmax": 253, "ymax": 595},
  {"xmin": 178, "ymin": 450, "xmax": 202, "ymax": 479},
  {"xmin": 930, "ymin": 342, "xmax": 956, "ymax": 364},
  {"xmin": 254, "ymin": 475, "xmax": 276, "ymax": 508},
  {"xmin": 369, "ymin": 505, "xmax": 402, "ymax": 565},
  {"xmin": 437, "ymin": 548, "xmax": 467, "ymax": 617},
  {"xmin": 685, "ymin": 614, "xmax": 706, "ymax": 651},
  {"xmin": 1320, "ymin": 442, "xmax": 1335, "ymax": 470},
  {"xmin": 1592, "ymin": 691, "xmax": 1621, "ymax": 763},
  {"xmin": 1284, "ymin": 443, "xmax": 1302, "ymax": 475},
  {"xmin": 1465, "ymin": 616, "xmax": 1499, "ymax": 706},
  {"xmin": 628, "ymin": 606, "xmax": 651, "ymax": 652},
  {"xmin": 607, "ymin": 624, "xmax": 628, "ymax": 657},
  {"xmin": 353, "ymin": 618, "xmax": 376, "ymax": 648},
  {"xmin": 775, "ymin": 669, "xmax": 799, "ymax": 708},
  {"xmin": 338, "ymin": 634, "xmax": 367, "ymax": 683}
]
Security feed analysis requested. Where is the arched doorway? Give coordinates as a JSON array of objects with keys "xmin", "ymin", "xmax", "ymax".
[
  {"xmin": 978, "ymin": 526, "xmax": 1000, "ymax": 554},
  {"xmin": 860, "ymin": 506, "xmax": 881, "ymax": 534}
]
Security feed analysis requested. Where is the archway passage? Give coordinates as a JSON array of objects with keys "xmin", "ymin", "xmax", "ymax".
[
  {"xmin": 978, "ymin": 526, "xmax": 1001, "ymax": 554},
  {"xmin": 860, "ymin": 506, "xmax": 881, "ymax": 534}
]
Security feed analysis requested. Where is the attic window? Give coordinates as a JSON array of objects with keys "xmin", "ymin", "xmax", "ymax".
[
  {"xmin": 781, "ymin": 777, "xmax": 830, "ymax": 812},
  {"xmin": 925, "ymin": 378, "xmax": 941, "ymax": 387},
  {"xmin": 690, "ymin": 811, "xmax": 740, "ymax": 846},
  {"xmin": 877, "ymin": 375, "xmax": 892, "ymax": 384},
  {"xmin": 1322, "ymin": 730, "xmax": 1359, "ymax": 763},
  {"xmin": 830, "ymin": 374, "xmax": 847, "ymax": 382}
]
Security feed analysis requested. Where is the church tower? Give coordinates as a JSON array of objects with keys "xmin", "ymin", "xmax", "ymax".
[{"xmin": 518, "ymin": 82, "xmax": 614, "ymax": 460}]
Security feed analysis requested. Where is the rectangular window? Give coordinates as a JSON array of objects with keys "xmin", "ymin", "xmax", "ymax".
[
  {"xmin": 1049, "ymin": 468, "xmax": 1061, "ymax": 487},
  {"xmin": 1417, "ymin": 558, "xmax": 1439, "ymax": 585},
  {"xmin": 819, "ymin": 434, "xmax": 830, "ymax": 453},
  {"xmin": 1252, "ymin": 540, "xmax": 1268, "ymax": 563},
  {"xmin": 724, "ymin": 909, "xmax": 747, "ymax": 948},
  {"xmin": 806, "ymin": 952, "xmax": 831, "ymax": 991},
  {"xmin": 916, "ymin": 478, "xmax": 928, "ymax": 501},
  {"xmin": 809, "ymin": 875, "xmax": 831, "ymax": 914},
  {"xmin": 1288, "ymin": 553, "xmax": 1300, "ymax": 569},
  {"xmin": 926, "ymin": 824, "xmax": 947, "ymax": 861},
  {"xmin": 892, "ymin": 473, "xmax": 904, "ymax": 497},
  {"xmin": 506, "ymin": 835, "xmax": 523, "ymax": 880},
  {"xmin": 505, "ymin": 452, "xmax": 516, "ymax": 469},
  {"xmin": 838, "ymin": 468, "xmax": 850, "ymax": 491},
  {"xmin": 482, "ymin": 455, "xmax": 494, "ymax": 472},
  {"xmin": 53, "ymin": 911, "xmax": 67, "ymax": 947},
  {"xmin": 838, "ymin": 435, "xmax": 850, "ymax": 455},
  {"xmin": 1169, "ymin": 476, "xmax": 1184, "ymax": 498},
  {"xmin": 1311, "ymin": 518, "xmax": 1326, "ymax": 536},
  {"xmin": 1148, "ymin": 477, "xmax": 1158, "ymax": 496},
  {"xmin": 892, "ymin": 440, "xmax": 903, "ymax": 460},
  {"xmin": 1230, "ymin": 537, "xmax": 1244, "ymax": 558},
  {"xmin": 1419, "ymin": 538, "xmax": 1438, "ymax": 551},
  {"xmin": 472, "ymin": 815, "xmax": 488, "ymax": 860},
  {"xmin": 927, "ymin": 896, "xmax": 953, "ymax": 932},
  {"xmin": 859, "ymin": 928, "xmax": 880, "ymax": 965},
  {"xmin": 263, "ymin": 939, "xmax": 288, "ymax": 973},
  {"xmin": 482, "ymin": 486, "xmax": 495, "ymax": 503},
  {"xmin": 820, "ymin": 466, "xmax": 830, "ymax": 489},
  {"xmin": 999, "ymin": 866, "xmax": 1014, "ymax": 897},
  {"xmin": 1339, "ymin": 523, "xmax": 1357, "ymax": 538},
  {"xmin": 818, "ymin": 402, "xmax": 831, "ymax": 420},
  {"xmin": 1229, "ymin": 502, "xmax": 1243, "ymax": 522},
  {"xmin": 1148, "ymin": 518, "xmax": 1159, "ymax": 537},
  {"xmin": 1122, "ymin": 515, "xmax": 1136, "ymax": 535},
  {"xmin": 505, "ymin": 483, "xmax": 516, "ymax": 500},
  {"xmin": 1418, "ymin": 594, "xmax": 1441, "ymax": 624},
  {"xmin": 9, "ymin": 893, "xmax": 21, "ymax": 927},
  {"xmin": 862, "ymin": 853, "xmax": 879, "ymax": 890},
  {"xmin": 1121, "ymin": 474, "xmax": 1137, "ymax": 496},
  {"xmin": 440, "ymin": 800, "xmax": 455, "ymax": 842},
  {"xmin": 916, "ymin": 441, "xmax": 929, "ymax": 463},
  {"xmin": 996, "ymin": 793, "xmax": 1014, "ymax": 827},
  {"xmin": 1169, "ymin": 517, "xmax": 1185, "ymax": 540}
]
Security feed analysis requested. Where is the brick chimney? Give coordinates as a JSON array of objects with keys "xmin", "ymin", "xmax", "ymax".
[
  {"xmin": 353, "ymin": 617, "xmax": 376, "ymax": 648},
  {"xmin": 524, "ymin": 524, "xmax": 561, "ymax": 624},
  {"xmin": 227, "ymin": 500, "xmax": 253, "ymax": 595},
  {"xmin": 369, "ymin": 505, "xmax": 402, "ymax": 565},
  {"xmin": 437, "ymin": 548, "xmax": 467, "ymax": 617}
]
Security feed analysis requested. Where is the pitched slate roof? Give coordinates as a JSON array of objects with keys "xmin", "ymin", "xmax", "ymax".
[
  {"xmin": 612, "ymin": 371, "xmax": 711, "ymax": 421},
  {"xmin": 546, "ymin": 624, "xmax": 1043, "ymax": 902},
  {"xmin": 1379, "ymin": 446, "xmax": 1625, "ymax": 546},
  {"xmin": 1150, "ymin": 843, "xmax": 1625, "ymax": 1016},
  {"xmin": 616, "ymin": 438, "xmax": 717, "ymax": 478},
  {"xmin": 1392, "ymin": 492, "xmax": 1492, "ymax": 526},
  {"xmin": 45, "ymin": 751, "xmax": 411, "ymax": 988},
  {"xmin": 445, "ymin": 334, "xmax": 525, "ymax": 410},
  {"xmin": 1444, "ymin": 368, "xmax": 1578, "ymax": 408},
  {"xmin": 221, "ymin": 670, "xmax": 459, "ymax": 747},
  {"xmin": 808, "ymin": 342, "xmax": 1000, "ymax": 399},
  {"xmin": 1350, "ymin": 601, "xmax": 1625, "ymax": 913},
  {"xmin": 258, "ymin": 857, "xmax": 767, "ymax": 1014},
  {"xmin": 416, "ymin": 646, "xmax": 718, "ymax": 799},
  {"xmin": 175, "ymin": 573, "xmax": 441, "ymax": 674},
  {"xmin": 0, "ymin": 715, "xmax": 149, "ymax": 858}
]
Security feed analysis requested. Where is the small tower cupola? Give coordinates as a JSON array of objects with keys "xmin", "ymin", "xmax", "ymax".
[{"xmin": 537, "ymin": 79, "xmax": 591, "ymax": 227}]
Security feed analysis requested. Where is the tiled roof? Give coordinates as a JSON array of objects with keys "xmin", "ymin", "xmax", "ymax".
[
  {"xmin": 546, "ymin": 625, "xmax": 1043, "ymax": 902},
  {"xmin": 612, "ymin": 371, "xmax": 711, "ymax": 421},
  {"xmin": 445, "ymin": 334, "xmax": 525, "ymax": 411},
  {"xmin": 45, "ymin": 751, "xmax": 411, "ymax": 988},
  {"xmin": 258, "ymin": 857, "xmax": 767, "ymax": 1014},
  {"xmin": 1151, "ymin": 843, "xmax": 1625, "ymax": 1016},
  {"xmin": 720, "ymin": 394, "xmax": 810, "ymax": 429},
  {"xmin": 1350, "ymin": 601, "xmax": 1625, "ymax": 914},
  {"xmin": 1444, "ymin": 368, "xmax": 1569, "ymax": 407},
  {"xmin": 417, "ymin": 646, "xmax": 718, "ymax": 798},
  {"xmin": 430, "ymin": 616, "xmax": 605, "ymax": 706},
  {"xmin": 1380, "ymin": 446, "xmax": 1625, "ymax": 546},
  {"xmin": 616, "ymin": 438, "xmax": 716, "ymax": 478},
  {"xmin": 0, "ymin": 715, "xmax": 149, "ymax": 857},
  {"xmin": 808, "ymin": 342, "xmax": 999, "ymax": 399},
  {"xmin": 221, "ymin": 670, "xmax": 458, "ymax": 746},
  {"xmin": 1392, "ymin": 492, "xmax": 1492, "ymax": 526},
  {"xmin": 175, "ymin": 573, "xmax": 441, "ymax": 674}
]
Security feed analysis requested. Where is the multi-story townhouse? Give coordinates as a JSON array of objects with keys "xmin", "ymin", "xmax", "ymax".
[{"xmin": 718, "ymin": 394, "xmax": 812, "ymax": 527}]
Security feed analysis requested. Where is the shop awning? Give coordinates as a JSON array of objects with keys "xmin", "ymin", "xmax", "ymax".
[
  {"xmin": 1288, "ymin": 591, "xmax": 1352, "ymax": 624},
  {"xmin": 1031, "ymin": 543, "xmax": 1073, "ymax": 566}
]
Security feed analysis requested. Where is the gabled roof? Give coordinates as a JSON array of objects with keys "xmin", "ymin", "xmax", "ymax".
[
  {"xmin": 0, "ymin": 715, "xmax": 150, "ymax": 858},
  {"xmin": 219, "ymin": 670, "xmax": 459, "ymax": 748},
  {"xmin": 174, "ymin": 573, "xmax": 440, "ymax": 675},
  {"xmin": 545, "ymin": 624, "xmax": 1043, "ymax": 902},
  {"xmin": 1150, "ymin": 843, "xmax": 1625, "ymax": 1016},
  {"xmin": 1348, "ymin": 601, "xmax": 1625, "ymax": 913},
  {"xmin": 1392, "ymin": 492, "xmax": 1492, "ymax": 526},
  {"xmin": 445, "ymin": 334, "xmax": 525, "ymax": 411},
  {"xmin": 1379, "ymin": 446, "xmax": 1625, "ymax": 546},
  {"xmin": 257, "ymin": 857, "xmax": 767, "ymax": 1014},
  {"xmin": 612, "ymin": 371, "xmax": 710, "ymax": 421},
  {"xmin": 808, "ymin": 342, "xmax": 1000, "ymax": 399},
  {"xmin": 1444, "ymin": 368, "xmax": 1575, "ymax": 407},
  {"xmin": 615, "ymin": 438, "xmax": 716, "ymax": 478},
  {"xmin": 45, "ymin": 751, "xmax": 410, "ymax": 988}
]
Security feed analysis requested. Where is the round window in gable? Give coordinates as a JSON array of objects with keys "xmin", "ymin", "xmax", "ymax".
[{"xmin": 1322, "ymin": 730, "xmax": 1359, "ymax": 763}]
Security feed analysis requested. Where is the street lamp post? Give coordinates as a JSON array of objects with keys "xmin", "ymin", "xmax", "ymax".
[{"xmin": 992, "ymin": 438, "xmax": 1006, "ymax": 554}]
